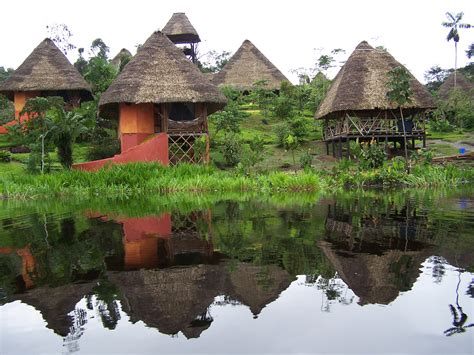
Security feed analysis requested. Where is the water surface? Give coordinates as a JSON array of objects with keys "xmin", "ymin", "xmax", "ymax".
[{"xmin": 0, "ymin": 189, "xmax": 473, "ymax": 354}]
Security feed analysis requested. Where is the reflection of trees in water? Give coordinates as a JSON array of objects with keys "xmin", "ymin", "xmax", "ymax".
[
  {"xmin": 444, "ymin": 269, "xmax": 474, "ymax": 336},
  {"xmin": 427, "ymin": 256, "xmax": 447, "ymax": 284},
  {"xmin": 92, "ymin": 277, "xmax": 121, "ymax": 330},
  {"xmin": 304, "ymin": 273, "xmax": 354, "ymax": 312},
  {"xmin": 63, "ymin": 307, "xmax": 87, "ymax": 353}
]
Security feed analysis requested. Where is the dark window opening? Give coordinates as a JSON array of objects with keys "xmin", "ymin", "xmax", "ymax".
[{"xmin": 169, "ymin": 103, "xmax": 195, "ymax": 121}]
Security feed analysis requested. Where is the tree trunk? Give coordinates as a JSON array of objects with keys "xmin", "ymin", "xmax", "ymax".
[
  {"xmin": 454, "ymin": 41, "xmax": 458, "ymax": 88},
  {"xmin": 400, "ymin": 108, "xmax": 410, "ymax": 173}
]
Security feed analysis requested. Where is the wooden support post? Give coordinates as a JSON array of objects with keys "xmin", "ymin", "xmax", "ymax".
[
  {"xmin": 326, "ymin": 141, "xmax": 329, "ymax": 155},
  {"xmin": 412, "ymin": 138, "xmax": 415, "ymax": 150},
  {"xmin": 338, "ymin": 138, "xmax": 342, "ymax": 159},
  {"xmin": 205, "ymin": 134, "xmax": 210, "ymax": 164},
  {"xmin": 346, "ymin": 139, "xmax": 350, "ymax": 158},
  {"xmin": 423, "ymin": 134, "xmax": 426, "ymax": 148},
  {"xmin": 332, "ymin": 140, "xmax": 335, "ymax": 157}
]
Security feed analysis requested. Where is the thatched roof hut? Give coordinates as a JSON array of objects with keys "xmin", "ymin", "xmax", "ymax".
[
  {"xmin": 0, "ymin": 38, "xmax": 92, "ymax": 101},
  {"xmin": 110, "ymin": 48, "xmax": 132, "ymax": 68},
  {"xmin": 437, "ymin": 71, "xmax": 474, "ymax": 100},
  {"xmin": 315, "ymin": 41, "xmax": 436, "ymax": 120},
  {"xmin": 212, "ymin": 40, "xmax": 289, "ymax": 91},
  {"xmin": 99, "ymin": 31, "xmax": 226, "ymax": 116},
  {"xmin": 162, "ymin": 12, "xmax": 201, "ymax": 44}
]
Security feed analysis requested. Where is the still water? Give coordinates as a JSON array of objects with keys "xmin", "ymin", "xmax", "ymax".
[{"xmin": 0, "ymin": 189, "xmax": 473, "ymax": 354}]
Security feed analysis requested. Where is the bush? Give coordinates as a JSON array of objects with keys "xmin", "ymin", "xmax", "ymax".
[
  {"xmin": 274, "ymin": 123, "xmax": 290, "ymax": 147},
  {"xmin": 353, "ymin": 140, "xmax": 387, "ymax": 169},
  {"xmin": 0, "ymin": 150, "xmax": 11, "ymax": 162},
  {"xmin": 300, "ymin": 150, "xmax": 313, "ymax": 169},
  {"xmin": 221, "ymin": 134, "xmax": 242, "ymax": 167},
  {"xmin": 87, "ymin": 138, "xmax": 120, "ymax": 161},
  {"xmin": 429, "ymin": 118, "xmax": 455, "ymax": 132}
]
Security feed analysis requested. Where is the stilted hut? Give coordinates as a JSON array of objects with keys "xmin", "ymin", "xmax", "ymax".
[
  {"xmin": 315, "ymin": 41, "xmax": 436, "ymax": 158},
  {"xmin": 438, "ymin": 71, "xmax": 474, "ymax": 100},
  {"xmin": 163, "ymin": 12, "xmax": 201, "ymax": 63},
  {"xmin": 75, "ymin": 31, "xmax": 226, "ymax": 171},
  {"xmin": 0, "ymin": 38, "xmax": 92, "ymax": 133},
  {"xmin": 212, "ymin": 40, "xmax": 289, "ymax": 92}
]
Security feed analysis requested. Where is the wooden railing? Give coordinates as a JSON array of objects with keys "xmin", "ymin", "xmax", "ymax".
[{"xmin": 324, "ymin": 117, "xmax": 425, "ymax": 141}]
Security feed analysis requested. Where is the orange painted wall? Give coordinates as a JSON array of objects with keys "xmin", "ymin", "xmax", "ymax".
[
  {"xmin": 0, "ymin": 91, "xmax": 39, "ymax": 134},
  {"xmin": 119, "ymin": 103, "xmax": 154, "ymax": 134}
]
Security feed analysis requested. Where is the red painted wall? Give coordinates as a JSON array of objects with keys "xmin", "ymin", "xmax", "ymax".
[{"xmin": 73, "ymin": 133, "xmax": 169, "ymax": 171}]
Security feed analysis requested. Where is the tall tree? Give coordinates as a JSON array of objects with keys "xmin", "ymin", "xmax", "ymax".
[
  {"xmin": 386, "ymin": 66, "xmax": 413, "ymax": 172},
  {"xmin": 442, "ymin": 12, "xmax": 472, "ymax": 87}
]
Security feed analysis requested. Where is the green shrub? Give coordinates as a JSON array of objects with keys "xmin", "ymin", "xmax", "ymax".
[
  {"xmin": 0, "ymin": 150, "xmax": 11, "ymax": 162},
  {"xmin": 274, "ymin": 123, "xmax": 290, "ymax": 147},
  {"xmin": 87, "ymin": 138, "xmax": 120, "ymax": 161},
  {"xmin": 222, "ymin": 134, "xmax": 242, "ymax": 167},
  {"xmin": 300, "ymin": 150, "xmax": 313, "ymax": 169},
  {"xmin": 429, "ymin": 118, "xmax": 455, "ymax": 132},
  {"xmin": 353, "ymin": 140, "xmax": 387, "ymax": 169}
]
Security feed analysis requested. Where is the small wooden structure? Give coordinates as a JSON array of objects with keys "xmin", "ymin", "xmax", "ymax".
[
  {"xmin": 0, "ymin": 38, "xmax": 92, "ymax": 133},
  {"xmin": 212, "ymin": 39, "xmax": 289, "ymax": 91},
  {"xmin": 315, "ymin": 41, "xmax": 436, "ymax": 158},
  {"xmin": 91, "ymin": 31, "xmax": 226, "ymax": 169},
  {"xmin": 163, "ymin": 12, "xmax": 201, "ymax": 64}
]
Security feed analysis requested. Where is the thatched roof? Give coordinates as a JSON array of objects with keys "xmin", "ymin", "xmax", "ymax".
[
  {"xmin": 315, "ymin": 41, "xmax": 436, "ymax": 120},
  {"xmin": 99, "ymin": 31, "xmax": 226, "ymax": 115},
  {"xmin": 0, "ymin": 38, "xmax": 92, "ymax": 101},
  {"xmin": 162, "ymin": 12, "xmax": 201, "ymax": 44},
  {"xmin": 13, "ymin": 282, "xmax": 96, "ymax": 336},
  {"xmin": 318, "ymin": 241, "xmax": 428, "ymax": 305},
  {"xmin": 438, "ymin": 71, "xmax": 474, "ymax": 100},
  {"xmin": 110, "ymin": 48, "xmax": 132, "ymax": 68},
  {"xmin": 212, "ymin": 40, "xmax": 290, "ymax": 91}
]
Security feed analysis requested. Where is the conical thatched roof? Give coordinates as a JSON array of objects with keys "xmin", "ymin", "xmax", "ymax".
[
  {"xmin": 110, "ymin": 48, "xmax": 132, "ymax": 68},
  {"xmin": 315, "ymin": 41, "xmax": 436, "ymax": 120},
  {"xmin": 0, "ymin": 38, "xmax": 92, "ymax": 101},
  {"xmin": 163, "ymin": 12, "xmax": 201, "ymax": 44},
  {"xmin": 99, "ymin": 31, "xmax": 226, "ymax": 115},
  {"xmin": 212, "ymin": 40, "xmax": 289, "ymax": 91},
  {"xmin": 438, "ymin": 71, "xmax": 474, "ymax": 100}
]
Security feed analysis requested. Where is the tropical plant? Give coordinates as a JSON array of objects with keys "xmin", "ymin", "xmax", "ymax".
[
  {"xmin": 386, "ymin": 66, "xmax": 413, "ymax": 171},
  {"xmin": 442, "ymin": 12, "xmax": 472, "ymax": 87}
]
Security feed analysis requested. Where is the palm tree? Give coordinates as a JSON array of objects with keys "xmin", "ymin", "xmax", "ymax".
[{"xmin": 442, "ymin": 12, "xmax": 472, "ymax": 87}]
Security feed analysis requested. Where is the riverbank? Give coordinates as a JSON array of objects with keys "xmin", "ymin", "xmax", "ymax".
[{"xmin": 0, "ymin": 162, "xmax": 473, "ymax": 199}]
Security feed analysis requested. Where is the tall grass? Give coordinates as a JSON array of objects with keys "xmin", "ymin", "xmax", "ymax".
[
  {"xmin": 0, "ymin": 163, "xmax": 325, "ymax": 199},
  {"xmin": 0, "ymin": 162, "xmax": 472, "ymax": 200}
]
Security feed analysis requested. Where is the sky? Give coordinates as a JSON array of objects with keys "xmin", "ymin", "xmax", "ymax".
[{"xmin": 1, "ymin": 0, "xmax": 473, "ymax": 83}]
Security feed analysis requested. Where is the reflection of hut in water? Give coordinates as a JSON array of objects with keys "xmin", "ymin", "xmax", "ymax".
[
  {"xmin": 0, "ymin": 246, "xmax": 36, "ymax": 291},
  {"xmin": 321, "ymin": 201, "xmax": 434, "ymax": 305},
  {"xmin": 226, "ymin": 263, "xmax": 292, "ymax": 317},
  {"xmin": 318, "ymin": 240, "xmax": 429, "ymax": 305},
  {"xmin": 325, "ymin": 202, "xmax": 430, "ymax": 253},
  {"xmin": 12, "ymin": 282, "xmax": 95, "ymax": 336},
  {"xmin": 108, "ymin": 260, "xmax": 293, "ymax": 338},
  {"xmin": 107, "ymin": 265, "xmax": 223, "ymax": 338},
  {"xmin": 90, "ymin": 210, "xmax": 216, "ymax": 270}
]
